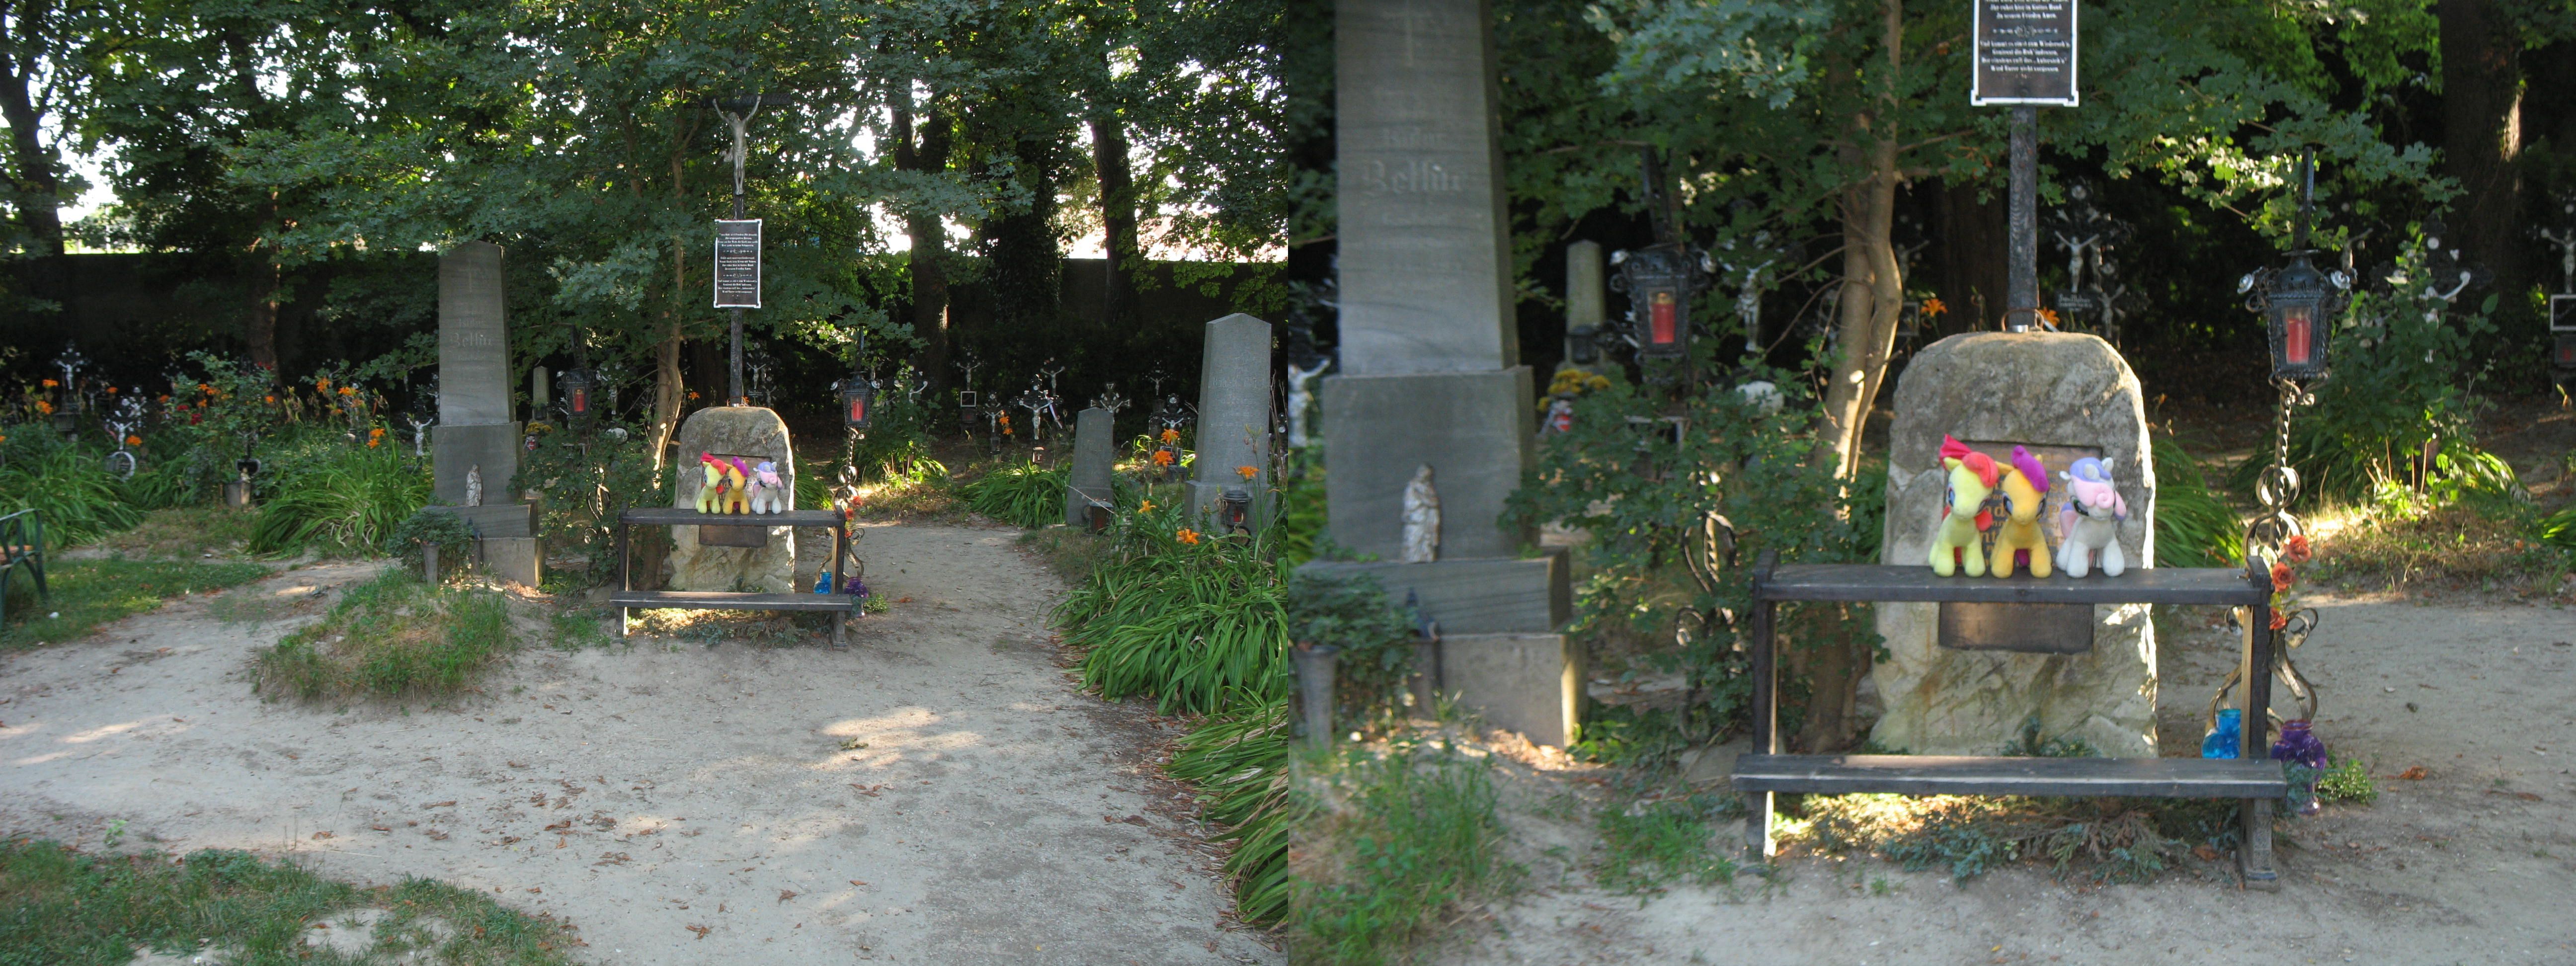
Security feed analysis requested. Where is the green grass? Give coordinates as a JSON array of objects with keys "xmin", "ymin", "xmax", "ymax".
[
  {"xmin": 1595, "ymin": 796, "xmax": 1738, "ymax": 895},
  {"xmin": 2152, "ymin": 436, "xmax": 2246, "ymax": 568},
  {"xmin": 253, "ymin": 568, "xmax": 515, "ymax": 703},
  {"xmin": 0, "ymin": 558, "xmax": 272, "ymax": 651},
  {"xmin": 0, "ymin": 439, "xmax": 145, "ymax": 548},
  {"xmin": 90, "ymin": 505, "xmax": 259, "ymax": 559},
  {"xmin": 959, "ymin": 460, "xmax": 1068, "ymax": 529},
  {"xmin": 1288, "ymin": 742, "xmax": 1517, "ymax": 966},
  {"xmin": 1058, "ymin": 499, "xmax": 1291, "ymax": 715},
  {"xmin": 245, "ymin": 442, "xmax": 432, "ymax": 558},
  {"xmin": 1164, "ymin": 694, "xmax": 1302, "ymax": 927},
  {"xmin": 548, "ymin": 609, "xmax": 614, "ymax": 651},
  {"xmin": 2318, "ymin": 756, "xmax": 2378, "ymax": 805},
  {"xmin": 0, "ymin": 839, "xmax": 580, "ymax": 965}
]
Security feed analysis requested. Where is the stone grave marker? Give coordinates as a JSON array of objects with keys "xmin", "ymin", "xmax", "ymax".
[
  {"xmin": 665, "ymin": 406, "xmax": 796, "ymax": 593},
  {"xmin": 1870, "ymin": 331, "xmax": 2159, "ymax": 757},
  {"xmin": 429, "ymin": 241, "xmax": 538, "ymax": 585},
  {"xmin": 1186, "ymin": 314, "xmax": 1276, "ymax": 528},
  {"xmin": 1064, "ymin": 406, "xmax": 1116, "ymax": 528}
]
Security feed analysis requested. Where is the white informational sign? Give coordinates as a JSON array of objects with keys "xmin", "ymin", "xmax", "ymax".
[
  {"xmin": 1971, "ymin": 0, "xmax": 2079, "ymax": 107},
  {"xmin": 713, "ymin": 219, "xmax": 762, "ymax": 309}
]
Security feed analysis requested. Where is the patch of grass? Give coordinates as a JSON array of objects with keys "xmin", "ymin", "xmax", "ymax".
[
  {"xmin": 1058, "ymin": 499, "xmax": 1291, "ymax": 715},
  {"xmin": 1018, "ymin": 526, "xmax": 1114, "ymax": 585},
  {"xmin": 2318, "ymin": 756, "xmax": 2378, "ymax": 805},
  {"xmin": 0, "ymin": 839, "xmax": 579, "ymax": 965},
  {"xmin": 1596, "ymin": 796, "xmax": 1737, "ymax": 895},
  {"xmin": 0, "ymin": 436, "xmax": 145, "ymax": 548},
  {"xmin": 623, "ymin": 606, "xmax": 841, "ymax": 645},
  {"xmin": 245, "ymin": 440, "xmax": 432, "ymax": 558},
  {"xmin": 0, "ymin": 558, "xmax": 271, "ymax": 650},
  {"xmin": 2310, "ymin": 500, "xmax": 2572, "ymax": 596},
  {"xmin": 959, "ymin": 460, "xmax": 1068, "ymax": 529},
  {"xmin": 89, "ymin": 505, "xmax": 258, "ymax": 559},
  {"xmin": 1164, "ymin": 693, "xmax": 1302, "ymax": 927},
  {"xmin": 1288, "ymin": 741, "xmax": 1518, "ymax": 966},
  {"xmin": 1801, "ymin": 793, "xmax": 2200, "ymax": 884},
  {"xmin": 549, "ymin": 610, "xmax": 614, "ymax": 651},
  {"xmin": 253, "ymin": 568, "xmax": 515, "ymax": 702},
  {"xmin": 2152, "ymin": 436, "xmax": 2246, "ymax": 568}
]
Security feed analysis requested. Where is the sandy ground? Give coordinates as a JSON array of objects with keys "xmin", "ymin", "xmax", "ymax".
[
  {"xmin": 0, "ymin": 521, "xmax": 1281, "ymax": 965},
  {"xmin": 1432, "ymin": 591, "xmax": 2576, "ymax": 966}
]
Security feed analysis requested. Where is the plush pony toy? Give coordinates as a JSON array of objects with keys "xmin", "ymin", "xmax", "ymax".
[
  {"xmin": 1929, "ymin": 435, "xmax": 2002, "ymax": 577},
  {"xmin": 2054, "ymin": 457, "xmax": 2129, "ymax": 577},
  {"xmin": 694, "ymin": 453, "xmax": 730, "ymax": 514},
  {"xmin": 1989, "ymin": 445, "xmax": 2054, "ymax": 578},
  {"xmin": 747, "ymin": 460, "xmax": 787, "ymax": 514},
  {"xmin": 719, "ymin": 458, "xmax": 753, "ymax": 514}
]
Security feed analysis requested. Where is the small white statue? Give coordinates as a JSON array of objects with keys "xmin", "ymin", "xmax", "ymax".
[
  {"xmin": 465, "ymin": 464, "xmax": 483, "ymax": 507},
  {"xmin": 1286, "ymin": 357, "xmax": 1331, "ymax": 448},
  {"xmin": 1401, "ymin": 464, "xmax": 1440, "ymax": 564}
]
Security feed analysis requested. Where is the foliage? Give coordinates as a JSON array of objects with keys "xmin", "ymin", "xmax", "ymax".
[
  {"xmin": 1269, "ymin": 463, "xmax": 1328, "ymax": 567},
  {"xmin": 2317, "ymin": 756, "xmax": 2378, "ymax": 805},
  {"xmin": 2308, "ymin": 500, "xmax": 2570, "ymax": 596},
  {"xmin": 0, "ymin": 558, "xmax": 270, "ymax": 651},
  {"xmin": 0, "ymin": 432, "xmax": 142, "ymax": 547},
  {"xmin": 89, "ymin": 505, "xmax": 256, "ymax": 559},
  {"xmin": 1508, "ymin": 367, "xmax": 1876, "ymax": 747},
  {"xmin": 0, "ymin": 840, "xmax": 581, "ymax": 965},
  {"xmin": 1282, "ymin": 567, "xmax": 1416, "ymax": 730},
  {"xmin": 961, "ymin": 460, "xmax": 1070, "ymax": 529},
  {"xmin": 510, "ymin": 422, "xmax": 669, "ymax": 588},
  {"xmin": 1567, "ymin": 705, "xmax": 1695, "ymax": 769},
  {"xmin": 388, "ymin": 507, "xmax": 477, "ymax": 555},
  {"xmin": 1998, "ymin": 714, "xmax": 2100, "ymax": 759},
  {"xmin": 1288, "ymin": 742, "xmax": 1516, "ymax": 966},
  {"xmin": 2543, "ymin": 503, "xmax": 2576, "ymax": 552},
  {"xmin": 2151, "ymin": 436, "xmax": 2246, "ymax": 568},
  {"xmin": 244, "ymin": 432, "xmax": 431, "ymax": 557},
  {"xmin": 2271, "ymin": 230, "xmax": 2498, "ymax": 502},
  {"xmin": 1163, "ymin": 692, "xmax": 1303, "ymax": 927},
  {"xmin": 1057, "ymin": 497, "xmax": 1290, "ymax": 715},
  {"xmin": 1594, "ymin": 795, "xmax": 1738, "ymax": 896},
  {"xmin": 253, "ymin": 567, "xmax": 515, "ymax": 702},
  {"xmin": 1803, "ymin": 794, "xmax": 2183, "ymax": 884}
]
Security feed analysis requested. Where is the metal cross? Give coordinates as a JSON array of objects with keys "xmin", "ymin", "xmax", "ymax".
[
  {"xmin": 2539, "ymin": 193, "xmax": 2576, "ymax": 296},
  {"xmin": 1092, "ymin": 383, "xmax": 1128, "ymax": 414}
]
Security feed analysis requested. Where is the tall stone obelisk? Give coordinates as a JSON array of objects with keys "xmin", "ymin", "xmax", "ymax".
[
  {"xmin": 1306, "ymin": 0, "xmax": 1576, "ymax": 745},
  {"xmin": 431, "ymin": 241, "xmax": 540, "ymax": 584}
]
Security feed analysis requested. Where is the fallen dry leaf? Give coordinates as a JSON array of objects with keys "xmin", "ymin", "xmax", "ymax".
[
  {"xmin": 2396, "ymin": 766, "xmax": 2428, "ymax": 780},
  {"xmin": 370, "ymin": 825, "xmax": 391, "ymax": 832},
  {"xmin": 1121, "ymin": 815, "xmax": 1149, "ymax": 827},
  {"xmin": 500, "ymin": 836, "xmax": 521, "ymax": 844},
  {"xmin": 778, "ymin": 889, "xmax": 799, "ymax": 902},
  {"xmin": 309, "ymin": 831, "xmax": 333, "ymax": 840},
  {"xmin": 687, "ymin": 925, "xmax": 711, "ymax": 940},
  {"xmin": 850, "ymin": 784, "xmax": 884, "ymax": 797},
  {"xmin": 545, "ymin": 820, "xmax": 572, "ymax": 831},
  {"xmin": 556, "ymin": 836, "xmax": 566, "ymax": 849},
  {"xmin": 595, "ymin": 853, "xmax": 632, "ymax": 867},
  {"xmin": 424, "ymin": 830, "xmax": 449, "ymax": 841},
  {"xmin": 2191, "ymin": 844, "xmax": 2222, "ymax": 862},
  {"xmin": 424, "ymin": 801, "xmax": 457, "ymax": 808},
  {"xmin": 849, "ymin": 880, "xmax": 868, "ymax": 886},
  {"xmin": 508, "ymin": 761, "xmax": 528, "ymax": 769}
]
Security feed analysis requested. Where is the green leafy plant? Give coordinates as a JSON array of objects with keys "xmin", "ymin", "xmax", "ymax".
[
  {"xmin": 1164, "ymin": 692, "xmax": 1303, "ymax": 926},
  {"xmin": 2318, "ymin": 756, "xmax": 2378, "ymax": 805},
  {"xmin": 1058, "ymin": 496, "xmax": 1290, "ymax": 714},
  {"xmin": 253, "ymin": 567, "xmax": 514, "ymax": 701},
  {"xmin": 244, "ymin": 432, "xmax": 430, "ymax": 557},
  {"xmin": 1595, "ymin": 796, "xmax": 1737, "ymax": 895},
  {"xmin": 1283, "ymin": 568, "xmax": 1416, "ymax": 729},
  {"xmin": 1288, "ymin": 743, "xmax": 1516, "ymax": 965},
  {"xmin": 0, "ymin": 433, "xmax": 144, "ymax": 547},
  {"xmin": 510, "ymin": 421, "xmax": 669, "ymax": 587},
  {"xmin": 961, "ymin": 460, "xmax": 1069, "ymax": 529},
  {"xmin": 2151, "ymin": 436, "xmax": 2245, "ymax": 568}
]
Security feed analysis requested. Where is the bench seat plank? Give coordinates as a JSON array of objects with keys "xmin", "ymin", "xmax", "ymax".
[
  {"xmin": 1732, "ymin": 753, "xmax": 2287, "ymax": 798},
  {"xmin": 611, "ymin": 590, "xmax": 855, "ymax": 613},
  {"xmin": 620, "ymin": 508, "xmax": 845, "ymax": 528},
  {"xmin": 1755, "ymin": 564, "xmax": 2267, "ymax": 606}
]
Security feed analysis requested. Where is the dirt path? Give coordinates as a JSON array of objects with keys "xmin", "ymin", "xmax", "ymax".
[
  {"xmin": 1433, "ymin": 591, "xmax": 2576, "ymax": 966},
  {"xmin": 0, "ymin": 522, "xmax": 1280, "ymax": 965}
]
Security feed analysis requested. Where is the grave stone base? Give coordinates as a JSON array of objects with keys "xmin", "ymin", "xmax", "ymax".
[
  {"xmin": 1319, "ymin": 368, "xmax": 1534, "ymax": 560},
  {"xmin": 1296, "ymin": 553, "xmax": 1568, "ymax": 636},
  {"xmin": 479, "ymin": 536, "xmax": 542, "ymax": 587},
  {"xmin": 663, "ymin": 406, "xmax": 796, "ymax": 593},
  {"xmin": 432, "ymin": 423, "xmax": 523, "ymax": 518},
  {"xmin": 1435, "ymin": 633, "xmax": 1581, "ymax": 747}
]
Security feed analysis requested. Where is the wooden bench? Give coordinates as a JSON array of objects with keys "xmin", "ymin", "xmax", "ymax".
[
  {"xmin": 614, "ymin": 507, "xmax": 858, "ymax": 645},
  {"xmin": 1734, "ymin": 552, "xmax": 2288, "ymax": 885},
  {"xmin": 0, "ymin": 509, "xmax": 45, "ymax": 626}
]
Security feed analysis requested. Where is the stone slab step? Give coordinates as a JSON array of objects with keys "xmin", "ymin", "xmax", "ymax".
[{"xmin": 1731, "ymin": 753, "xmax": 2287, "ymax": 798}]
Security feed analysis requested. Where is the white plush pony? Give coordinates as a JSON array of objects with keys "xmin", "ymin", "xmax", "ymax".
[
  {"xmin": 747, "ymin": 460, "xmax": 788, "ymax": 515},
  {"xmin": 2055, "ymin": 457, "xmax": 2129, "ymax": 577}
]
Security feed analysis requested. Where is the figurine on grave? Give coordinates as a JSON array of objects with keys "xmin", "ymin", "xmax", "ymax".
[
  {"xmin": 1285, "ymin": 357, "xmax": 1330, "ymax": 448},
  {"xmin": 465, "ymin": 464, "xmax": 483, "ymax": 507},
  {"xmin": 2055, "ymin": 457, "xmax": 2129, "ymax": 577},
  {"xmin": 1401, "ymin": 464, "xmax": 1441, "ymax": 564}
]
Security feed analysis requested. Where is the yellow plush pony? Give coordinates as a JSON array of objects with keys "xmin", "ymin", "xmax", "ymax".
[
  {"xmin": 695, "ymin": 452, "xmax": 749, "ymax": 514},
  {"xmin": 1929, "ymin": 435, "xmax": 2000, "ymax": 577},
  {"xmin": 1989, "ymin": 445, "xmax": 2054, "ymax": 578}
]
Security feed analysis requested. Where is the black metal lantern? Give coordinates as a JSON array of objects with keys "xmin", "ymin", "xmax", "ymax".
[
  {"xmin": 2238, "ymin": 151, "xmax": 2347, "ymax": 382},
  {"xmin": 1610, "ymin": 243, "xmax": 1712, "ymax": 361},
  {"xmin": 560, "ymin": 367, "xmax": 597, "ymax": 422},
  {"xmin": 840, "ymin": 374, "xmax": 876, "ymax": 431},
  {"xmin": 1567, "ymin": 325, "xmax": 1600, "ymax": 365},
  {"xmin": 1217, "ymin": 486, "xmax": 1252, "ymax": 535}
]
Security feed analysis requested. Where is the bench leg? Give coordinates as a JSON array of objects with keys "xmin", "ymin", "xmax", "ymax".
[
  {"xmin": 1745, "ymin": 791, "xmax": 1775, "ymax": 861},
  {"xmin": 619, "ymin": 607, "xmax": 630, "ymax": 639},
  {"xmin": 832, "ymin": 610, "xmax": 848, "ymax": 648},
  {"xmin": 2239, "ymin": 797, "xmax": 2278, "ymax": 889}
]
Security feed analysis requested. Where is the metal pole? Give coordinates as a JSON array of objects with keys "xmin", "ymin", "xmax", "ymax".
[
  {"xmin": 728, "ymin": 112, "xmax": 750, "ymax": 406},
  {"xmin": 2006, "ymin": 105, "xmax": 2038, "ymax": 332}
]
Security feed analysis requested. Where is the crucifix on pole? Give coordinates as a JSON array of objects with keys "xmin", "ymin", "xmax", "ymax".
[
  {"xmin": 1969, "ymin": 0, "xmax": 2080, "ymax": 332},
  {"xmin": 708, "ymin": 93, "xmax": 797, "ymax": 406}
]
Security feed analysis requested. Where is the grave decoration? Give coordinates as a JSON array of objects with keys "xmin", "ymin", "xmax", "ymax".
[
  {"xmin": 1927, "ymin": 435, "xmax": 2000, "ymax": 577},
  {"xmin": 1987, "ymin": 445, "xmax": 2053, "ymax": 579},
  {"xmin": 2540, "ymin": 192, "xmax": 2576, "ymax": 383},
  {"xmin": 2054, "ymin": 457, "xmax": 2128, "ymax": 577}
]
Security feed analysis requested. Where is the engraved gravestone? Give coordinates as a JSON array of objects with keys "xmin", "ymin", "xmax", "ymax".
[
  {"xmin": 1065, "ymin": 407, "xmax": 1117, "ymax": 527},
  {"xmin": 430, "ymin": 241, "xmax": 536, "ymax": 583},
  {"xmin": 1187, "ymin": 315, "xmax": 1275, "ymax": 527}
]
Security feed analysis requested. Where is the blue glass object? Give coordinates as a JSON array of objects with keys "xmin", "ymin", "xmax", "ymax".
[
  {"xmin": 2201, "ymin": 708, "xmax": 2242, "ymax": 759},
  {"xmin": 813, "ymin": 570, "xmax": 832, "ymax": 594}
]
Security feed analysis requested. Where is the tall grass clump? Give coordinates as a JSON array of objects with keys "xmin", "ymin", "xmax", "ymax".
[
  {"xmin": 245, "ymin": 434, "xmax": 430, "ymax": 557},
  {"xmin": 1057, "ymin": 498, "xmax": 1290, "ymax": 714},
  {"xmin": 1164, "ymin": 691, "xmax": 1303, "ymax": 926},
  {"xmin": 961, "ymin": 459, "xmax": 1069, "ymax": 529},
  {"xmin": 0, "ymin": 433, "xmax": 144, "ymax": 547},
  {"xmin": 254, "ymin": 567, "xmax": 514, "ymax": 702},
  {"xmin": 1288, "ymin": 742, "xmax": 1516, "ymax": 965},
  {"xmin": 2151, "ymin": 436, "xmax": 2244, "ymax": 568}
]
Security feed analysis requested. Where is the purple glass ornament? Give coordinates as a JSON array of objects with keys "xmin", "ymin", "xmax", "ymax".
[
  {"xmin": 842, "ymin": 575, "xmax": 869, "ymax": 599},
  {"xmin": 2271, "ymin": 719, "xmax": 2328, "ymax": 815}
]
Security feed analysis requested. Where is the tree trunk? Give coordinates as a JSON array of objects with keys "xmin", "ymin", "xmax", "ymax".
[
  {"xmin": 1090, "ymin": 113, "xmax": 1139, "ymax": 330},
  {"xmin": 1927, "ymin": 179, "xmax": 2008, "ymax": 336},
  {"xmin": 894, "ymin": 99, "xmax": 954, "ymax": 398},
  {"xmin": 1797, "ymin": 0, "xmax": 1906, "ymax": 753},
  {"xmin": 650, "ymin": 153, "xmax": 687, "ymax": 471},
  {"xmin": 0, "ymin": 7, "xmax": 63, "ymax": 257},
  {"xmin": 245, "ymin": 255, "xmax": 281, "ymax": 372},
  {"xmin": 2438, "ymin": 0, "xmax": 2523, "ymax": 294}
]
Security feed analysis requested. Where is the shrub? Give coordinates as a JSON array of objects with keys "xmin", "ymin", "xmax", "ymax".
[
  {"xmin": 1057, "ymin": 497, "xmax": 1290, "ymax": 714},
  {"xmin": 510, "ymin": 421, "xmax": 669, "ymax": 587},
  {"xmin": 1288, "ymin": 743, "xmax": 1515, "ymax": 965},
  {"xmin": 1282, "ymin": 567, "xmax": 1415, "ymax": 729},
  {"xmin": 244, "ymin": 433, "xmax": 431, "ymax": 557},
  {"xmin": 961, "ymin": 460, "xmax": 1069, "ymax": 529},
  {"xmin": 254, "ymin": 567, "xmax": 514, "ymax": 701},
  {"xmin": 2151, "ymin": 436, "xmax": 2244, "ymax": 568},
  {"xmin": 0, "ymin": 433, "xmax": 143, "ymax": 547},
  {"xmin": 1164, "ymin": 693, "xmax": 1302, "ymax": 926}
]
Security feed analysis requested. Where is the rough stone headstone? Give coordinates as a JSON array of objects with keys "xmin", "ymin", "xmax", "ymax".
[
  {"xmin": 428, "ymin": 241, "xmax": 534, "ymax": 584},
  {"xmin": 1303, "ymin": 0, "xmax": 1574, "ymax": 746},
  {"xmin": 1869, "ymin": 331, "xmax": 2160, "ymax": 758},
  {"xmin": 665, "ymin": 406, "xmax": 796, "ymax": 593},
  {"xmin": 1186, "ymin": 314, "xmax": 1275, "ymax": 527},
  {"xmin": 1564, "ymin": 240, "xmax": 1605, "ymax": 366},
  {"xmin": 1064, "ymin": 407, "xmax": 1117, "ymax": 527}
]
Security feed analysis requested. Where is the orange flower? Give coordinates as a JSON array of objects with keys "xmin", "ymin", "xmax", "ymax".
[
  {"xmin": 1150, "ymin": 449, "xmax": 1174, "ymax": 467},
  {"xmin": 125, "ymin": 434, "xmax": 142, "ymax": 447},
  {"xmin": 1175, "ymin": 528, "xmax": 1200, "ymax": 545},
  {"xmin": 367, "ymin": 437, "xmax": 381, "ymax": 448},
  {"xmin": 687, "ymin": 390, "xmax": 701, "ymax": 401},
  {"xmin": 1160, "ymin": 428, "xmax": 1179, "ymax": 444},
  {"xmin": 2037, "ymin": 308, "xmax": 2062, "ymax": 326},
  {"xmin": 2283, "ymin": 534, "xmax": 2313, "ymax": 564},
  {"xmin": 315, "ymin": 378, "xmax": 331, "ymax": 393},
  {"xmin": 2270, "ymin": 562, "xmax": 2294, "ymax": 592},
  {"xmin": 104, "ymin": 386, "xmax": 116, "ymax": 395},
  {"xmin": 264, "ymin": 395, "xmax": 276, "ymax": 404},
  {"xmin": 34, "ymin": 400, "xmax": 51, "ymax": 414},
  {"xmin": 337, "ymin": 386, "xmax": 356, "ymax": 397},
  {"xmin": 2269, "ymin": 610, "xmax": 2288, "ymax": 631},
  {"xmin": 1235, "ymin": 465, "xmax": 1257, "ymax": 481},
  {"xmin": 369, "ymin": 427, "xmax": 386, "ymax": 438},
  {"xmin": 1922, "ymin": 297, "xmax": 1948, "ymax": 318},
  {"xmin": 198, "ymin": 383, "xmax": 214, "ymax": 395},
  {"xmin": 40, "ymin": 379, "xmax": 57, "ymax": 389},
  {"xmin": 1137, "ymin": 499, "xmax": 1156, "ymax": 513}
]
